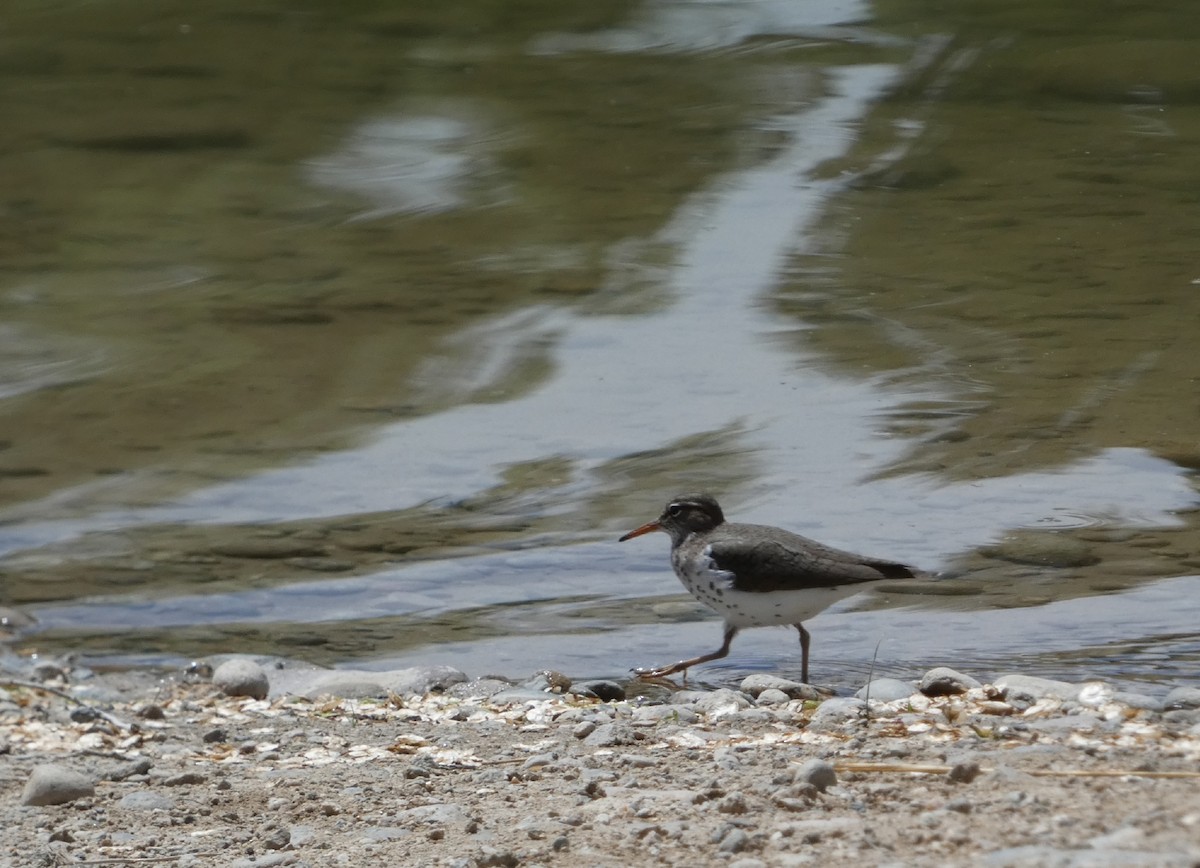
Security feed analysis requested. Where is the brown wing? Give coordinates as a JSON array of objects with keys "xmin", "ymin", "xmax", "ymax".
[{"xmin": 707, "ymin": 524, "xmax": 918, "ymax": 592}]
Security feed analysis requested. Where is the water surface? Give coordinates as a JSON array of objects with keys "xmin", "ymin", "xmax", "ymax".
[{"xmin": 2, "ymin": 0, "xmax": 1198, "ymax": 693}]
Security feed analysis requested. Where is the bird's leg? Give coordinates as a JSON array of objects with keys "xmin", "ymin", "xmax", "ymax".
[
  {"xmin": 633, "ymin": 624, "xmax": 738, "ymax": 680},
  {"xmin": 795, "ymin": 623, "xmax": 811, "ymax": 684}
]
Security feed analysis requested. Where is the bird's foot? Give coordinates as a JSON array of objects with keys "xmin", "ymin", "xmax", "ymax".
[{"xmin": 631, "ymin": 664, "xmax": 688, "ymax": 687}]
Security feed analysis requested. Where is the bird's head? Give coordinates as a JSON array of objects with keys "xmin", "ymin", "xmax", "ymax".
[{"xmin": 618, "ymin": 493, "xmax": 725, "ymax": 546}]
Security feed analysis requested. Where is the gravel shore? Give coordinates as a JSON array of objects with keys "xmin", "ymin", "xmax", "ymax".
[{"xmin": 3, "ymin": 657, "xmax": 1199, "ymax": 867}]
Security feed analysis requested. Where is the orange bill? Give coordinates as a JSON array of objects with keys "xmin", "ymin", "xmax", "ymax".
[{"xmin": 618, "ymin": 521, "xmax": 661, "ymax": 542}]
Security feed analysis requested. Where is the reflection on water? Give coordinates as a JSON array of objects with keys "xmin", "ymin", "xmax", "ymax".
[
  {"xmin": 308, "ymin": 111, "xmax": 507, "ymax": 219},
  {"xmin": 1, "ymin": 0, "xmax": 1199, "ymax": 690}
]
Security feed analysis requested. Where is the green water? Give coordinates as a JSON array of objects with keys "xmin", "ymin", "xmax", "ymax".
[{"xmin": 2, "ymin": 0, "xmax": 1198, "ymax": 689}]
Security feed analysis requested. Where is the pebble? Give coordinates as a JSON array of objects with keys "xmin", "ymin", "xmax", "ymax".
[
  {"xmin": 792, "ymin": 759, "xmax": 837, "ymax": 792},
  {"xmin": 1163, "ymin": 686, "xmax": 1200, "ymax": 710},
  {"xmin": 947, "ymin": 761, "xmax": 982, "ymax": 784},
  {"xmin": 20, "ymin": 765, "xmax": 95, "ymax": 806},
  {"xmin": 716, "ymin": 791, "xmax": 750, "ymax": 814},
  {"xmin": 262, "ymin": 826, "xmax": 291, "ymax": 850},
  {"xmin": 1113, "ymin": 691, "xmax": 1164, "ymax": 712},
  {"xmin": 806, "ymin": 697, "xmax": 865, "ymax": 729},
  {"xmin": 856, "ymin": 678, "xmax": 916, "ymax": 703},
  {"xmin": 583, "ymin": 722, "xmax": 638, "ymax": 747},
  {"xmin": 673, "ymin": 688, "xmax": 752, "ymax": 715},
  {"xmin": 163, "ymin": 772, "xmax": 206, "ymax": 786},
  {"xmin": 994, "ymin": 674, "xmax": 1080, "ymax": 703},
  {"xmin": 213, "ymin": 658, "xmax": 270, "ymax": 700},
  {"xmin": 740, "ymin": 673, "xmax": 820, "ymax": 700},
  {"xmin": 269, "ymin": 664, "xmax": 467, "ymax": 699},
  {"xmin": 980, "ymin": 533, "xmax": 1099, "ymax": 568},
  {"xmin": 717, "ymin": 827, "xmax": 750, "ymax": 853},
  {"xmin": 228, "ymin": 855, "xmax": 294, "ymax": 868},
  {"xmin": 920, "ymin": 667, "xmax": 982, "ymax": 696},
  {"xmin": 754, "ymin": 688, "xmax": 791, "ymax": 706},
  {"xmin": 631, "ymin": 704, "xmax": 699, "ymax": 725},
  {"xmin": 118, "ymin": 791, "xmax": 176, "ymax": 811},
  {"xmin": 395, "ymin": 803, "xmax": 471, "ymax": 825},
  {"xmin": 981, "ymin": 845, "xmax": 1195, "ymax": 867},
  {"xmin": 489, "ymin": 686, "xmax": 561, "ymax": 704}
]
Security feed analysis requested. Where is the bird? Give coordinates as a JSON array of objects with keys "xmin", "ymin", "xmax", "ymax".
[{"xmin": 618, "ymin": 493, "xmax": 919, "ymax": 683}]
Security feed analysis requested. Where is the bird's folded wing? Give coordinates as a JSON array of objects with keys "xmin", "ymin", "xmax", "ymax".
[{"xmin": 708, "ymin": 535, "xmax": 917, "ymax": 593}]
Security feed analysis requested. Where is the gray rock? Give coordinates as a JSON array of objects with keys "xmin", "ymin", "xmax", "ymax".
[
  {"xmin": 261, "ymin": 826, "xmax": 290, "ymax": 850},
  {"xmin": 982, "ymin": 844, "xmax": 1194, "ymax": 867},
  {"xmin": 772, "ymin": 817, "xmax": 864, "ymax": 842},
  {"xmin": 228, "ymin": 855, "xmax": 294, "ymax": 868},
  {"xmin": 994, "ymin": 674, "xmax": 1080, "ymax": 703},
  {"xmin": 920, "ymin": 667, "xmax": 982, "ymax": 696},
  {"xmin": 792, "ymin": 758, "xmax": 837, "ymax": 792},
  {"xmin": 489, "ymin": 687, "xmax": 561, "ymax": 704},
  {"xmin": 1163, "ymin": 708, "xmax": 1200, "ymax": 726},
  {"xmin": 1112, "ymin": 691, "xmax": 1163, "ymax": 712},
  {"xmin": 212, "ymin": 658, "xmax": 269, "ymax": 700},
  {"xmin": 732, "ymin": 708, "xmax": 776, "ymax": 724},
  {"xmin": 807, "ymin": 697, "xmax": 865, "ymax": 729},
  {"xmin": 1163, "ymin": 686, "xmax": 1200, "ymax": 710},
  {"xmin": 856, "ymin": 678, "xmax": 917, "ymax": 703},
  {"xmin": 572, "ymin": 721, "xmax": 596, "ymax": 739},
  {"xmin": 718, "ymin": 828, "xmax": 750, "ymax": 853},
  {"xmin": 672, "ymin": 688, "xmax": 752, "ymax": 714},
  {"xmin": 270, "ymin": 664, "xmax": 467, "ymax": 699},
  {"xmin": 716, "ymin": 791, "xmax": 750, "ymax": 814},
  {"xmin": 1023, "ymin": 713, "xmax": 1100, "ymax": 733},
  {"xmin": 583, "ymin": 722, "xmax": 639, "ymax": 747},
  {"xmin": 740, "ymin": 673, "xmax": 821, "ymax": 700},
  {"xmin": 522, "ymin": 670, "xmax": 571, "ymax": 693},
  {"xmin": 288, "ymin": 825, "xmax": 316, "ymax": 848},
  {"xmin": 521, "ymin": 752, "xmax": 559, "ymax": 771},
  {"xmin": 118, "ymin": 790, "xmax": 175, "ymax": 811},
  {"xmin": 515, "ymin": 815, "xmax": 560, "ymax": 840},
  {"xmin": 754, "ymin": 688, "xmax": 792, "ymax": 706},
  {"xmin": 631, "ymin": 704, "xmax": 699, "ymax": 725},
  {"xmin": 20, "ymin": 764, "xmax": 95, "ymax": 806},
  {"xmin": 163, "ymin": 772, "xmax": 205, "ymax": 786},
  {"xmin": 981, "ymin": 533, "xmax": 1099, "ymax": 568},
  {"xmin": 447, "ymin": 677, "xmax": 516, "ymax": 699},
  {"xmin": 395, "ymin": 803, "xmax": 470, "ymax": 825},
  {"xmin": 477, "ymin": 847, "xmax": 520, "ymax": 868}
]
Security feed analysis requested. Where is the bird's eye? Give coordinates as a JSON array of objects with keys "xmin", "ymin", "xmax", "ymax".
[{"xmin": 667, "ymin": 503, "xmax": 683, "ymax": 517}]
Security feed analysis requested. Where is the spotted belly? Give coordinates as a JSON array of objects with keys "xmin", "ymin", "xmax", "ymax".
[{"xmin": 673, "ymin": 554, "xmax": 864, "ymax": 628}]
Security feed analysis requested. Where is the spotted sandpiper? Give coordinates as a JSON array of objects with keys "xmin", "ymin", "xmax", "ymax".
[{"xmin": 619, "ymin": 493, "xmax": 919, "ymax": 683}]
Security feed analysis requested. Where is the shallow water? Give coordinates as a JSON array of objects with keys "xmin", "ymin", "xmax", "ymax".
[{"xmin": 2, "ymin": 0, "xmax": 1199, "ymax": 692}]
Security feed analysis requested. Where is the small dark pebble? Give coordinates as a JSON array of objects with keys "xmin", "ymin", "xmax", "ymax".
[
  {"xmin": 108, "ymin": 758, "xmax": 153, "ymax": 781},
  {"xmin": 948, "ymin": 761, "xmax": 982, "ymax": 784},
  {"xmin": 573, "ymin": 680, "xmax": 625, "ymax": 702},
  {"xmin": 164, "ymin": 772, "xmax": 207, "ymax": 786},
  {"xmin": 261, "ymin": 826, "xmax": 290, "ymax": 850},
  {"xmin": 203, "ymin": 728, "xmax": 228, "ymax": 744},
  {"xmin": 477, "ymin": 847, "xmax": 519, "ymax": 867}
]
